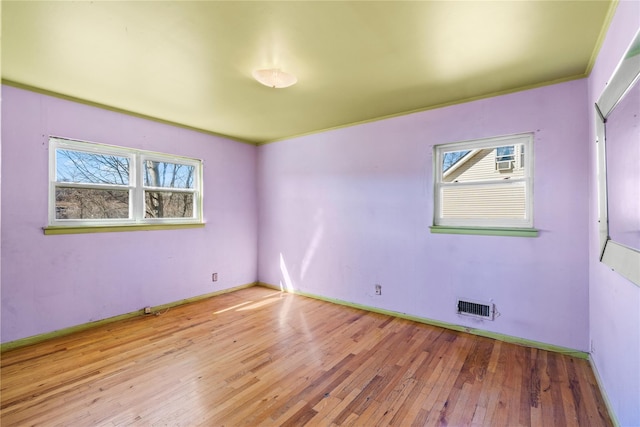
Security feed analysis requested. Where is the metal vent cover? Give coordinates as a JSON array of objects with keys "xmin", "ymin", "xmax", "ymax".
[{"xmin": 457, "ymin": 299, "xmax": 495, "ymax": 320}]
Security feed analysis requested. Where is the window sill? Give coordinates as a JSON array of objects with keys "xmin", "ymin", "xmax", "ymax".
[
  {"xmin": 430, "ymin": 226, "xmax": 538, "ymax": 238},
  {"xmin": 43, "ymin": 223, "xmax": 205, "ymax": 235}
]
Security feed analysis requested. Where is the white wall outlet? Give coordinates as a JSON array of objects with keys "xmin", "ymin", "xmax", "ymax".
[
  {"xmin": 375, "ymin": 284, "xmax": 382, "ymax": 295},
  {"xmin": 212, "ymin": 273, "xmax": 218, "ymax": 282},
  {"xmin": 144, "ymin": 306, "xmax": 152, "ymax": 314}
]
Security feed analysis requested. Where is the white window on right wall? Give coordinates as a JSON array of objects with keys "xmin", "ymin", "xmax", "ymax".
[{"xmin": 432, "ymin": 133, "xmax": 534, "ymax": 234}]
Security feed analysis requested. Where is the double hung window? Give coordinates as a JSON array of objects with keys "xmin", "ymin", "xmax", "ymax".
[
  {"xmin": 49, "ymin": 137, "xmax": 203, "ymax": 228},
  {"xmin": 433, "ymin": 133, "xmax": 534, "ymax": 231}
]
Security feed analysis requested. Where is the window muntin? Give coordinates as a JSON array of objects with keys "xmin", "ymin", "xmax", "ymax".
[
  {"xmin": 49, "ymin": 137, "xmax": 203, "ymax": 227},
  {"xmin": 434, "ymin": 133, "xmax": 533, "ymax": 229}
]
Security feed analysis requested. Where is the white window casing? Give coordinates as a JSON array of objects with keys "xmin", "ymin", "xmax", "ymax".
[
  {"xmin": 49, "ymin": 137, "xmax": 203, "ymax": 227},
  {"xmin": 433, "ymin": 133, "xmax": 534, "ymax": 229}
]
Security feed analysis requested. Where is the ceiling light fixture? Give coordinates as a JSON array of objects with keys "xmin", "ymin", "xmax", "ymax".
[{"xmin": 252, "ymin": 68, "xmax": 297, "ymax": 88}]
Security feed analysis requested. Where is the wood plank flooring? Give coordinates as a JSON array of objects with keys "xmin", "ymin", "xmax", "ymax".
[{"xmin": 1, "ymin": 286, "xmax": 612, "ymax": 426}]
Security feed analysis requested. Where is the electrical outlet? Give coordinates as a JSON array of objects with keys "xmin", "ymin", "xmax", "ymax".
[
  {"xmin": 144, "ymin": 306, "xmax": 152, "ymax": 314},
  {"xmin": 375, "ymin": 284, "xmax": 382, "ymax": 295},
  {"xmin": 212, "ymin": 273, "xmax": 218, "ymax": 282}
]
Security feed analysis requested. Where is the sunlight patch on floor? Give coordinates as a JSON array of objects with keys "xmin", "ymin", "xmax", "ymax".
[
  {"xmin": 213, "ymin": 301, "xmax": 255, "ymax": 314},
  {"xmin": 237, "ymin": 296, "xmax": 282, "ymax": 311}
]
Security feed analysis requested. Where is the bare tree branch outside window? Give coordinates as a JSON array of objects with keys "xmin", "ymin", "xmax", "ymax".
[
  {"xmin": 55, "ymin": 149, "xmax": 197, "ymax": 220},
  {"xmin": 144, "ymin": 161, "xmax": 195, "ymax": 218},
  {"xmin": 55, "ymin": 150, "xmax": 130, "ymax": 219}
]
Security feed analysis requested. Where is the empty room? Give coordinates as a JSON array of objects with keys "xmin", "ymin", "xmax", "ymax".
[{"xmin": 1, "ymin": 1, "xmax": 639, "ymax": 426}]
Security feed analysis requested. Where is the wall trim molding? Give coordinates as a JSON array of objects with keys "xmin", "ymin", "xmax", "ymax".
[
  {"xmin": 0, "ymin": 282, "xmax": 257, "ymax": 353},
  {"xmin": 43, "ymin": 223, "xmax": 205, "ymax": 235},
  {"xmin": 257, "ymin": 74, "xmax": 588, "ymax": 145},
  {"xmin": 589, "ymin": 357, "xmax": 621, "ymax": 427},
  {"xmin": 2, "ymin": 280, "xmax": 590, "ymax": 361},
  {"xmin": 3, "ymin": 74, "xmax": 590, "ymax": 148},
  {"xmin": 1, "ymin": 80, "xmax": 257, "ymax": 146},
  {"xmin": 256, "ymin": 282, "xmax": 589, "ymax": 360},
  {"xmin": 430, "ymin": 226, "xmax": 539, "ymax": 238}
]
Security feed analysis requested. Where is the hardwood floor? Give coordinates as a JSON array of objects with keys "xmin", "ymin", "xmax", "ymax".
[{"xmin": 1, "ymin": 286, "xmax": 612, "ymax": 426}]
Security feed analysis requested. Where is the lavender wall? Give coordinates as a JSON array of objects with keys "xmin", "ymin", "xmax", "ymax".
[
  {"xmin": 258, "ymin": 79, "xmax": 590, "ymax": 351},
  {"xmin": 587, "ymin": 2, "xmax": 640, "ymax": 425},
  {"xmin": 1, "ymin": 85, "xmax": 258, "ymax": 343}
]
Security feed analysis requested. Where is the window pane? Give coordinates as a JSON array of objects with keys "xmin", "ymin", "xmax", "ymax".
[
  {"xmin": 442, "ymin": 145, "xmax": 524, "ymax": 183},
  {"xmin": 55, "ymin": 187, "xmax": 129, "ymax": 219},
  {"xmin": 145, "ymin": 191, "xmax": 194, "ymax": 218},
  {"xmin": 441, "ymin": 183, "xmax": 526, "ymax": 220},
  {"xmin": 56, "ymin": 149, "xmax": 130, "ymax": 185},
  {"xmin": 442, "ymin": 150, "xmax": 471, "ymax": 172},
  {"xmin": 144, "ymin": 161, "xmax": 195, "ymax": 189}
]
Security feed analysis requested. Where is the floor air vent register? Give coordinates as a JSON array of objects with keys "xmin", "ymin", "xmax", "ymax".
[{"xmin": 457, "ymin": 299, "xmax": 495, "ymax": 320}]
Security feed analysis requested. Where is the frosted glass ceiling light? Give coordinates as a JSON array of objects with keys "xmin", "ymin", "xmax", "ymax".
[{"xmin": 252, "ymin": 68, "xmax": 297, "ymax": 88}]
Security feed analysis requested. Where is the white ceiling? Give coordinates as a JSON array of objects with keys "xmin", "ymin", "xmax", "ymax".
[{"xmin": 2, "ymin": 1, "xmax": 615, "ymax": 144}]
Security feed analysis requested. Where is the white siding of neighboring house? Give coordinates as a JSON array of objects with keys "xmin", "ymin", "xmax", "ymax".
[{"xmin": 441, "ymin": 147, "xmax": 526, "ymax": 220}]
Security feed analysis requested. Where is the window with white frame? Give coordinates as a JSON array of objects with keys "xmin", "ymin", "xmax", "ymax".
[
  {"xmin": 49, "ymin": 137, "xmax": 203, "ymax": 227},
  {"xmin": 433, "ymin": 133, "xmax": 533, "ymax": 229}
]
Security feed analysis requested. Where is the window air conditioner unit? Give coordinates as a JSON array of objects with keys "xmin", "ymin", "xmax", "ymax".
[{"xmin": 496, "ymin": 160, "xmax": 513, "ymax": 171}]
